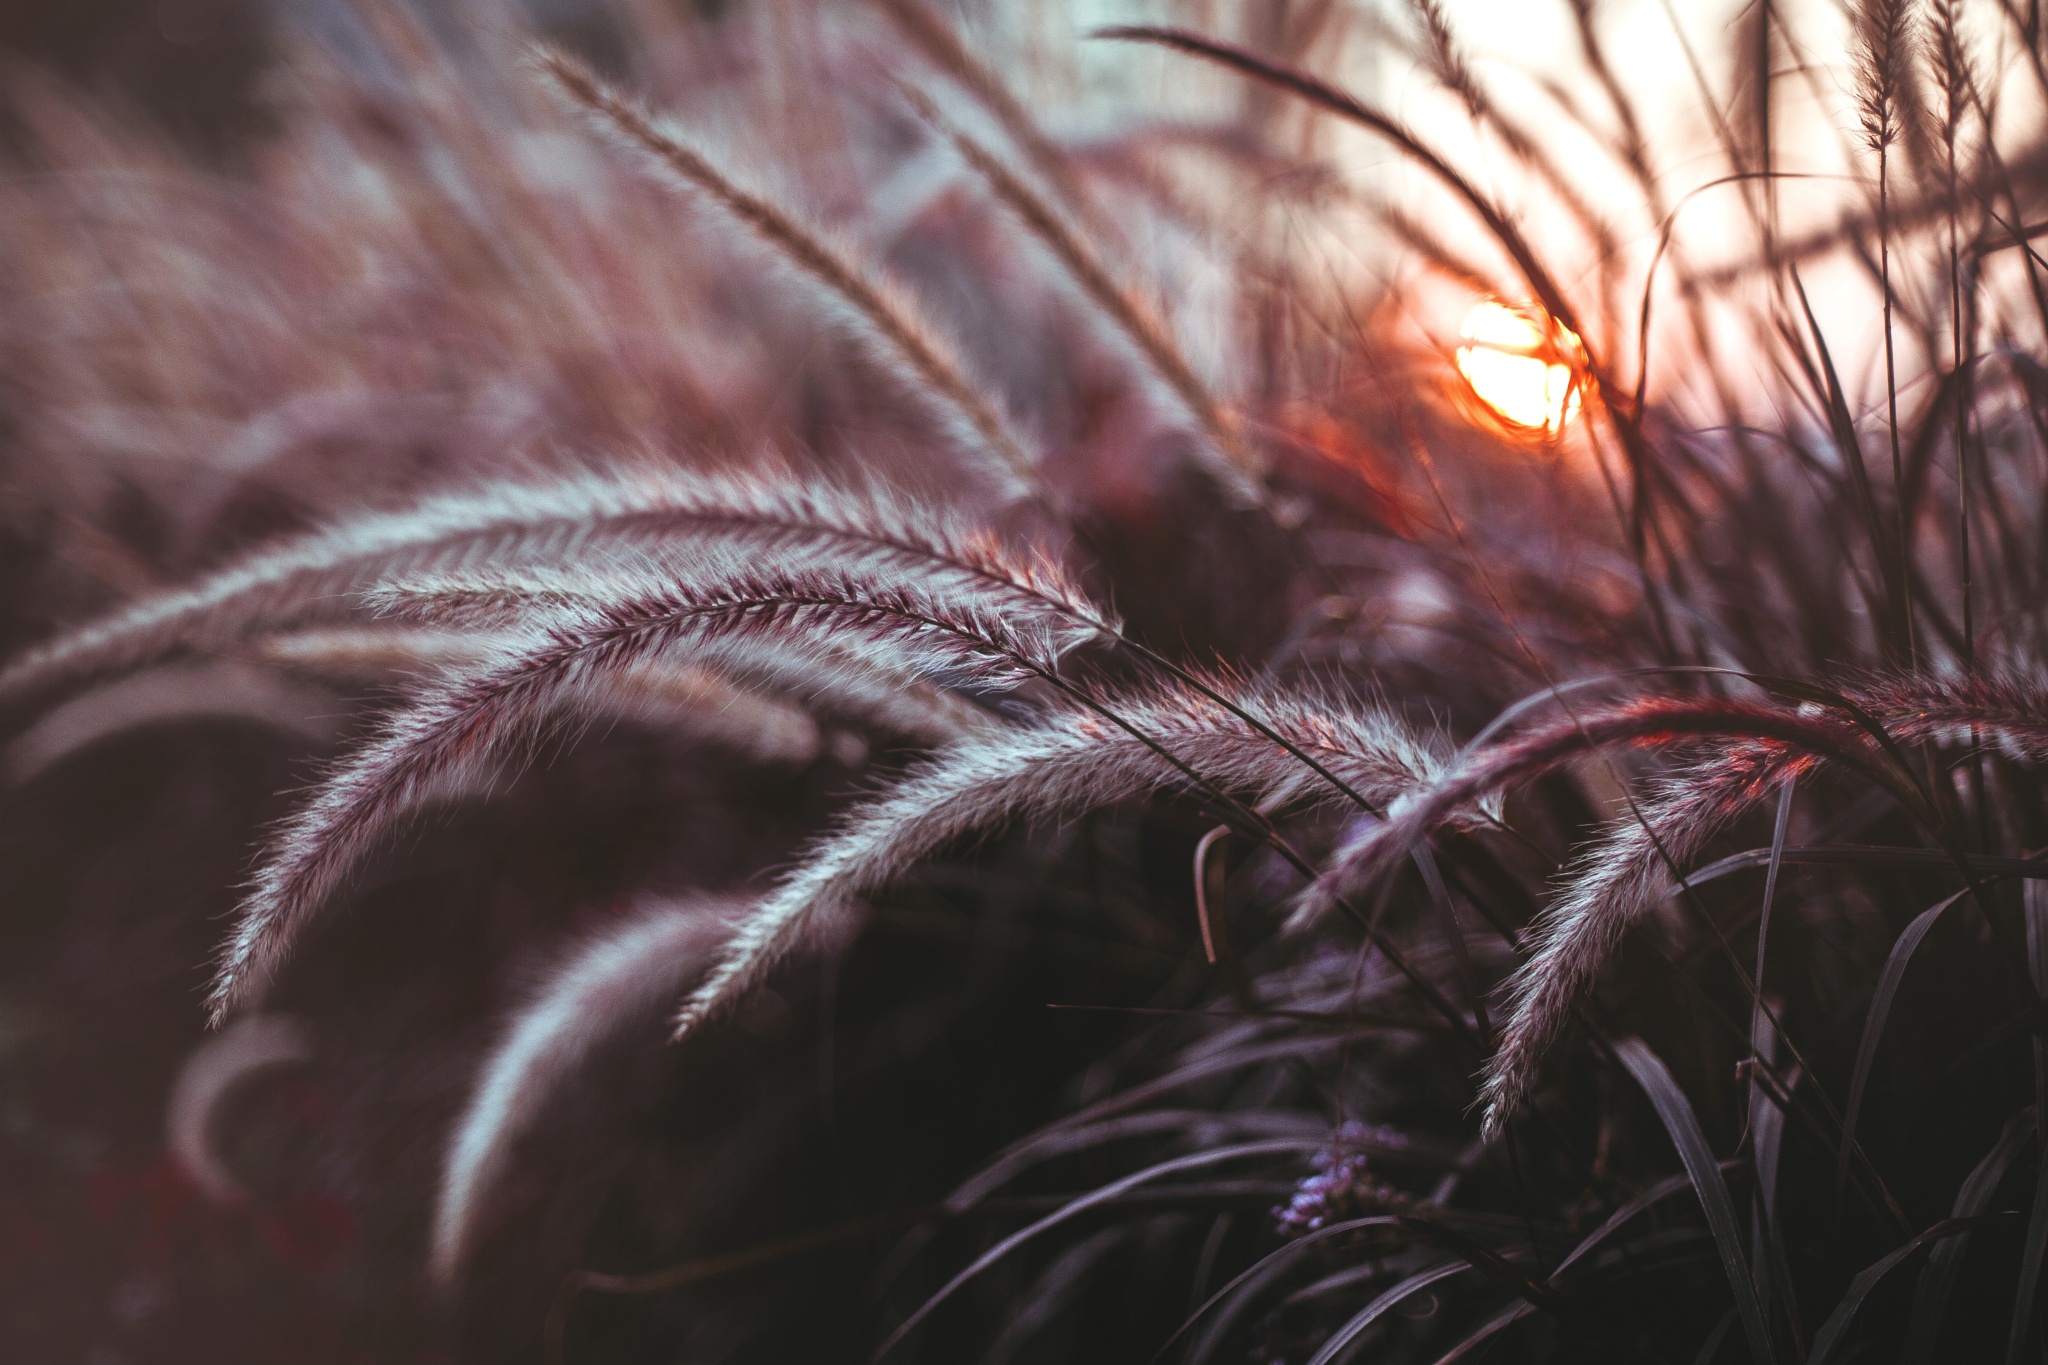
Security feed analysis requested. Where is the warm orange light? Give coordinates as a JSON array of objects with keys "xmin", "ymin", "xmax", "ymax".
[{"xmin": 1455, "ymin": 301, "xmax": 1584, "ymax": 436}]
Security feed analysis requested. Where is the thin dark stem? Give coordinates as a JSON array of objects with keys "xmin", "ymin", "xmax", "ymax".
[
  {"xmin": 1951, "ymin": 177, "xmax": 1976, "ymax": 670},
  {"xmin": 1878, "ymin": 146, "xmax": 1917, "ymax": 667}
]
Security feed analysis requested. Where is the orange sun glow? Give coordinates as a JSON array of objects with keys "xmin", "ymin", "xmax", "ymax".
[{"xmin": 1455, "ymin": 301, "xmax": 1584, "ymax": 437}]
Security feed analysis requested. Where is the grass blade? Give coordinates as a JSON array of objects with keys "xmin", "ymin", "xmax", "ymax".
[
  {"xmin": 1694, "ymin": 1309, "xmax": 1737, "ymax": 1365},
  {"xmin": 1750, "ymin": 775, "xmax": 1797, "ymax": 1329},
  {"xmin": 1903, "ymin": 1108, "xmax": 2034, "ymax": 1362},
  {"xmin": 1836, "ymin": 888, "xmax": 1974, "ymax": 1214},
  {"xmin": 1810, "ymin": 1216, "xmax": 2019, "ymax": 1365},
  {"xmin": 1412, "ymin": 842, "xmax": 1489, "ymax": 1036},
  {"xmin": 1552, "ymin": 1170, "xmax": 1706, "ymax": 1280},
  {"xmin": 2009, "ymin": 1149, "xmax": 2048, "ymax": 1364},
  {"xmin": 1615, "ymin": 1037, "xmax": 1777, "ymax": 1365},
  {"xmin": 872, "ymin": 1139, "xmax": 1317, "ymax": 1361},
  {"xmin": 1303, "ymin": 1260, "xmax": 1469, "ymax": 1365},
  {"xmin": 1158, "ymin": 1214, "xmax": 1408, "ymax": 1365},
  {"xmin": 1753, "ymin": 777, "xmax": 1797, "ymax": 1033},
  {"xmin": 1394, "ymin": 1214, "xmax": 1554, "ymax": 1310},
  {"xmin": 2026, "ymin": 880, "xmax": 2048, "ymax": 995},
  {"xmin": 1430, "ymin": 1302, "xmax": 1536, "ymax": 1363},
  {"xmin": 1787, "ymin": 267, "xmax": 1904, "ymax": 655}
]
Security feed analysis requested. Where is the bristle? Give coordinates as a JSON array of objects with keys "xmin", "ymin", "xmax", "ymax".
[
  {"xmin": 0, "ymin": 462, "xmax": 1105, "ymax": 714},
  {"xmin": 2, "ymin": 660, "xmax": 342, "ymax": 786},
  {"xmin": 252, "ymin": 626, "xmax": 501, "ymax": 680},
  {"xmin": 207, "ymin": 547, "xmax": 1115, "ymax": 1021},
  {"xmin": 1927, "ymin": 0, "xmax": 1974, "ymax": 147},
  {"xmin": 429, "ymin": 898, "xmax": 734, "ymax": 1281},
  {"xmin": 872, "ymin": 0, "xmax": 1098, "ymax": 224},
  {"xmin": 164, "ymin": 1016, "xmax": 313, "ymax": 1205},
  {"xmin": 1478, "ymin": 743, "xmax": 1817, "ymax": 1131},
  {"xmin": 533, "ymin": 49, "xmax": 1044, "ymax": 504},
  {"xmin": 670, "ymin": 679, "xmax": 1446, "ymax": 1040},
  {"xmin": 1298, "ymin": 698, "xmax": 1883, "ymax": 930},
  {"xmin": 1412, "ymin": 0, "xmax": 1482, "ymax": 119},
  {"xmin": 1854, "ymin": 0, "xmax": 1913, "ymax": 157},
  {"xmin": 903, "ymin": 85, "xmax": 1269, "ymax": 508}
]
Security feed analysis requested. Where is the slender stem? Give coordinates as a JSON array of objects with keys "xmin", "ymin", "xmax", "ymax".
[
  {"xmin": 1879, "ymin": 146, "xmax": 1916, "ymax": 667},
  {"xmin": 1946, "ymin": 114, "xmax": 1989, "ymax": 862},
  {"xmin": 1952, "ymin": 175, "xmax": 1976, "ymax": 670}
]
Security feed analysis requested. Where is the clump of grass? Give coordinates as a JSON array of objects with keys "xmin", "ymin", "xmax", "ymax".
[{"xmin": 10, "ymin": 2, "xmax": 2048, "ymax": 1363}]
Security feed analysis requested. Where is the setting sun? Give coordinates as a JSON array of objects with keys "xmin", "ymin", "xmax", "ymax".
[{"xmin": 1455, "ymin": 301, "xmax": 1584, "ymax": 436}]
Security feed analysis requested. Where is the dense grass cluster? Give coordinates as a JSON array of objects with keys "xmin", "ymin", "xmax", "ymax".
[{"xmin": 8, "ymin": 1, "xmax": 2048, "ymax": 1361}]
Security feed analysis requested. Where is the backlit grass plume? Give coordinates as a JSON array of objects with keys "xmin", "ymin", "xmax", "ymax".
[
  {"xmin": 207, "ymin": 500, "xmax": 1116, "ymax": 1020},
  {"xmin": 13, "ymin": 1, "xmax": 2048, "ymax": 1362},
  {"xmin": 667, "ymin": 680, "xmax": 1452, "ymax": 1044}
]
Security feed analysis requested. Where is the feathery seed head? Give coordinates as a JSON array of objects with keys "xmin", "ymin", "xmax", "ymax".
[{"xmin": 1855, "ymin": 0, "xmax": 1916, "ymax": 153}]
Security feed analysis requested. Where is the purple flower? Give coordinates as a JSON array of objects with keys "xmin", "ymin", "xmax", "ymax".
[{"xmin": 1272, "ymin": 1122, "xmax": 1403, "ymax": 1237}]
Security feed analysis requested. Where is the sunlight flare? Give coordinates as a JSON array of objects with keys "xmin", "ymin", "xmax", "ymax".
[{"xmin": 1455, "ymin": 301, "xmax": 1584, "ymax": 436}]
